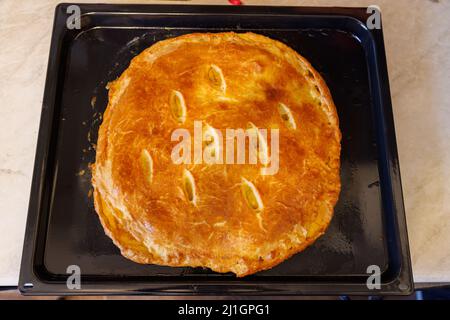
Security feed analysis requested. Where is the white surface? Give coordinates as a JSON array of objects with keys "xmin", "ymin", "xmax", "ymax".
[{"xmin": 0, "ymin": 0, "xmax": 449, "ymax": 286}]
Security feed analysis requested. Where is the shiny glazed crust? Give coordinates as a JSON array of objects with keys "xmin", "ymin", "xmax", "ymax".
[{"xmin": 92, "ymin": 32, "xmax": 341, "ymax": 277}]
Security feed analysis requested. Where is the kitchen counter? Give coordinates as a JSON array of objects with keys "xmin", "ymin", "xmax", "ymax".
[{"xmin": 0, "ymin": 0, "xmax": 449, "ymax": 286}]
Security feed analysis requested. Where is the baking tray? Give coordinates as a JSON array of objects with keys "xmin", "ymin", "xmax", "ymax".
[{"xmin": 19, "ymin": 4, "xmax": 412, "ymax": 295}]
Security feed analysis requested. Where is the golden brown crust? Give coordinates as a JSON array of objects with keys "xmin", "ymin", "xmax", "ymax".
[{"xmin": 92, "ymin": 32, "xmax": 341, "ymax": 277}]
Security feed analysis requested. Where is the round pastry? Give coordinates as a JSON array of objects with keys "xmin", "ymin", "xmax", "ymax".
[{"xmin": 92, "ymin": 32, "xmax": 341, "ymax": 277}]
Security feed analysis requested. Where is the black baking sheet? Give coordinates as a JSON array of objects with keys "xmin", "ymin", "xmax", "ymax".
[{"xmin": 19, "ymin": 4, "xmax": 412, "ymax": 295}]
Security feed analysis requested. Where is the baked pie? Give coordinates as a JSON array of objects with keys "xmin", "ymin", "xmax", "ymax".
[{"xmin": 92, "ymin": 32, "xmax": 341, "ymax": 276}]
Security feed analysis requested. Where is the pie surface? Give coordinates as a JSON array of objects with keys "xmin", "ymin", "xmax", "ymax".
[{"xmin": 92, "ymin": 32, "xmax": 341, "ymax": 277}]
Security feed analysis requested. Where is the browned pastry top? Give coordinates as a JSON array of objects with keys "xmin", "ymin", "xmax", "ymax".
[{"xmin": 92, "ymin": 32, "xmax": 341, "ymax": 276}]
